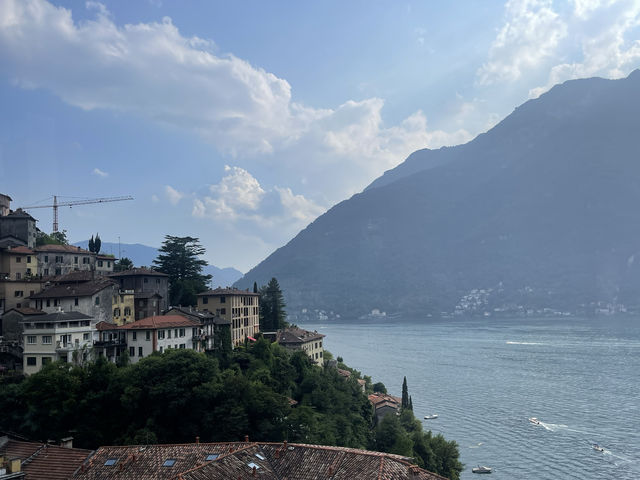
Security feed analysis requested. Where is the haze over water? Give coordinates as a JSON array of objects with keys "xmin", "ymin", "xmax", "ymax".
[{"xmin": 299, "ymin": 316, "xmax": 640, "ymax": 480}]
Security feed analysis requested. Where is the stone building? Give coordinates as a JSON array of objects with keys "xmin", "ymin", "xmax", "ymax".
[
  {"xmin": 0, "ymin": 194, "xmax": 37, "ymax": 248},
  {"xmin": 34, "ymin": 244, "xmax": 95, "ymax": 277},
  {"xmin": 196, "ymin": 287, "xmax": 259, "ymax": 347},
  {"xmin": 108, "ymin": 268, "xmax": 169, "ymax": 319}
]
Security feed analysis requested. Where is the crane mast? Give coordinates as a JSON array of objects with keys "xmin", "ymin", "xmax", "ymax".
[{"xmin": 22, "ymin": 195, "xmax": 134, "ymax": 232}]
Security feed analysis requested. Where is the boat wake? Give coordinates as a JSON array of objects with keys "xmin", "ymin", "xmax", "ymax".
[
  {"xmin": 506, "ymin": 341, "xmax": 543, "ymax": 345},
  {"xmin": 468, "ymin": 442, "xmax": 484, "ymax": 449},
  {"xmin": 539, "ymin": 422, "xmax": 568, "ymax": 432}
]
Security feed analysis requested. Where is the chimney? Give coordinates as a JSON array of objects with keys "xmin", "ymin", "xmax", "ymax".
[
  {"xmin": 283, "ymin": 440, "xmax": 287, "ymax": 449},
  {"xmin": 275, "ymin": 450, "xmax": 280, "ymax": 459},
  {"xmin": 9, "ymin": 458, "xmax": 21, "ymax": 473},
  {"xmin": 252, "ymin": 466, "xmax": 257, "ymax": 477},
  {"xmin": 195, "ymin": 436, "xmax": 200, "ymax": 444},
  {"xmin": 60, "ymin": 436, "xmax": 73, "ymax": 448},
  {"xmin": 244, "ymin": 435, "xmax": 249, "ymax": 443}
]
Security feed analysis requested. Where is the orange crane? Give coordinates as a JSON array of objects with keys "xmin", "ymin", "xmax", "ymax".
[{"xmin": 22, "ymin": 195, "xmax": 134, "ymax": 232}]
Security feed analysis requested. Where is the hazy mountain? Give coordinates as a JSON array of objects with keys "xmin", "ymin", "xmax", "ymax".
[
  {"xmin": 73, "ymin": 240, "xmax": 243, "ymax": 287},
  {"xmin": 236, "ymin": 71, "xmax": 640, "ymax": 319}
]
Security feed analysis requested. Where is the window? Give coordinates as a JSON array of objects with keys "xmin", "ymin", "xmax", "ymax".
[
  {"xmin": 163, "ymin": 459, "xmax": 176, "ymax": 467},
  {"xmin": 220, "ymin": 308, "xmax": 226, "ymax": 315},
  {"xmin": 205, "ymin": 454, "xmax": 219, "ymax": 461},
  {"xmin": 179, "ymin": 328, "xmax": 185, "ymax": 337},
  {"xmin": 55, "ymin": 268, "xmax": 61, "ymax": 275},
  {"xmin": 220, "ymin": 296, "xmax": 226, "ymax": 303},
  {"xmin": 74, "ymin": 256, "xmax": 78, "ymax": 264},
  {"xmin": 146, "ymin": 331, "xmax": 151, "ymax": 341},
  {"xmin": 124, "ymin": 307, "xmax": 131, "ymax": 316},
  {"xmin": 14, "ymin": 290, "xmax": 23, "ymax": 297},
  {"xmin": 15, "ymin": 272, "xmax": 21, "ymax": 280},
  {"xmin": 129, "ymin": 347, "xmax": 135, "ymax": 357},
  {"xmin": 95, "ymin": 296, "xmax": 100, "ymax": 305},
  {"xmin": 44, "ymin": 268, "xmax": 49, "ymax": 275},
  {"xmin": 42, "ymin": 357, "xmax": 52, "ymax": 365},
  {"xmin": 46, "ymin": 299, "xmax": 51, "ymax": 307},
  {"xmin": 26, "ymin": 357, "xmax": 36, "ymax": 366},
  {"xmin": 108, "ymin": 261, "xmax": 111, "ymax": 267},
  {"xmin": 83, "ymin": 257, "xmax": 89, "ymax": 264},
  {"xmin": 168, "ymin": 330, "xmax": 172, "ymax": 339},
  {"xmin": 73, "ymin": 297, "xmax": 78, "ymax": 306},
  {"xmin": 174, "ymin": 329, "xmax": 178, "ymax": 338},
  {"xmin": 159, "ymin": 346, "xmax": 163, "ymax": 353},
  {"xmin": 179, "ymin": 344, "xmax": 185, "ymax": 349},
  {"xmin": 138, "ymin": 346, "xmax": 143, "ymax": 357},
  {"xmin": 16, "ymin": 256, "xmax": 21, "ymax": 263},
  {"xmin": 104, "ymin": 459, "xmax": 118, "ymax": 466},
  {"xmin": 98, "ymin": 260, "xmax": 103, "ymax": 267},
  {"xmin": 55, "ymin": 255, "xmax": 63, "ymax": 263},
  {"xmin": 132, "ymin": 331, "xmax": 137, "ymax": 341},
  {"xmin": 54, "ymin": 299, "xmax": 59, "ymax": 306},
  {"xmin": 26, "ymin": 269, "xmax": 32, "ymax": 276},
  {"xmin": 27, "ymin": 256, "xmax": 31, "ymax": 263},
  {"xmin": 113, "ymin": 307, "xmax": 121, "ymax": 317},
  {"xmin": 44, "ymin": 255, "xmax": 48, "ymax": 263},
  {"xmin": 42, "ymin": 336, "xmax": 52, "ymax": 344},
  {"xmin": 203, "ymin": 297, "xmax": 208, "ymax": 304},
  {"xmin": 158, "ymin": 330, "xmax": 165, "ymax": 339},
  {"xmin": 27, "ymin": 335, "xmax": 36, "ymax": 344},
  {"xmin": 83, "ymin": 333, "xmax": 90, "ymax": 341}
]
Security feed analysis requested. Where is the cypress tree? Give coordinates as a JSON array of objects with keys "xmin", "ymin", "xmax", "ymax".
[
  {"xmin": 402, "ymin": 376, "xmax": 409, "ymax": 409},
  {"xmin": 88, "ymin": 235, "xmax": 95, "ymax": 253},
  {"xmin": 94, "ymin": 233, "xmax": 101, "ymax": 254}
]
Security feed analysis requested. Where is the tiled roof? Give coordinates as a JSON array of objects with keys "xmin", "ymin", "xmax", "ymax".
[
  {"xmin": 134, "ymin": 292, "xmax": 162, "ymax": 299},
  {"xmin": 5, "ymin": 209, "xmax": 36, "ymax": 220},
  {"xmin": 6, "ymin": 246, "xmax": 34, "ymax": 254},
  {"xmin": 3, "ymin": 307, "xmax": 46, "ymax": 316},
  {"xmin": 197, "ymin": 288, "xmax": 258, "ymax": 297},
  {"xmin": 108, "ymin": 268, "xmax": 168, "ymax": 278},
  {"xmin": 72, "ymin": 442, "xmax": 446, "ymax": 480},
  {"xmin": 276, "ymin": 327, "xmax": 325, "ymax": 345},
  {"xmin": 0, "ymin": 438, "xmax": 92, "ymax": 480},
  {"xmin": 368, "ymin": 393, "xmax": 402, "ymax": 408},
  {"xmin": 165, "ymin": 307, "xmax": 216, "ymax": 321},
  {"xmin": 95, "ymin": 321, "xmax": 120, "ymax": 331},
  {"xmin": 30, "ymin": 279, "xmax": 116, "ymax": 299},
  {"xmin": 120, "ymin": 315, "xmax": 202, "ymax": 330},
  {"xmin": 54, "ymin": 270, "xmax": 96, "ymax": 283},
  {"xmin": 21, "ymin": 311, "xmax": 92, "ymax": 323},
  {"xmin": 35, "ymin": 245, "xmax": 92, "ymax": 254},
  {"xmin": 96, "ymin": 255, "xmax": 115, "ymax": 260}
]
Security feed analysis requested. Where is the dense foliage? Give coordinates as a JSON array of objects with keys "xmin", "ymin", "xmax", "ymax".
[
  {"xmin": 0, "ymin": 342, "xmax": 462, "ymax": 479},
  {"xmin": 35, "ymin": 229, "xmax": 68, "ymax": 246},
  {"xmin": 259, "ymin": 277, "xmax": 288, "ymax": 330},
  {"xmin": 153, "ymin": 235, "xmax": 212, "ymax": 306},
  {"xmin": 88, "ymin": 233, "xmax": 101, "ymax": 254},
  {"xmin": 113, "ymin": 257, "xmax": 134, "ymax": 272}
]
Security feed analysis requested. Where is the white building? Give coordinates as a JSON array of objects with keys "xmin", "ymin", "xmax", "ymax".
[{"xmin": 22, "ymin": 311, "xmax": 94, "ymax": 374}]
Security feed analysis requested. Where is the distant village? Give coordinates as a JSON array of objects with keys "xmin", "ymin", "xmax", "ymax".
[{"xmin": 0, "ymin": 193, "xmax": 325, "ymax": 375}]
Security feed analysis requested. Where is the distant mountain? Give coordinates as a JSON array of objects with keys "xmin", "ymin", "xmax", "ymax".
[
  {"xmin": 73, "ymin": 240, "xmax": 243, "ymax": 287},
  {"xmin": 236, "ymin": 70, "xmax": 640, "ymax": 320}
]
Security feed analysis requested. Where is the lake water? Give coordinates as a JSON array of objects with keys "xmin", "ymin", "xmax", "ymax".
[{"xmin": 298, "ymin": 316, "xmax": 640, "ymax": 480}]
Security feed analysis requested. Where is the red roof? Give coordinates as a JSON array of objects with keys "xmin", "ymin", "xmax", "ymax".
[
  {"xmin": 35, "ymin": 244, "xmax": 92, "ymax": 254},
  {"xmin": 7, "ymin": 245, "xmax": 34, "ymax": 254},
  {"xmin": 120, "ymin": 315, "xmax": 202, "ymax": 330},
  {"xmin": 0, "ymin": 439, "xmax": 91, "ymax": 480},
  {"xmin": 95, "ymin": 321, "xmax": 120, "ymax": 331}
]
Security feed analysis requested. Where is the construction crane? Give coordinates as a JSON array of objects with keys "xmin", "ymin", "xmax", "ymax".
[{"xmin": 22, "ymin": 195, "xmax": 134, "ymax": 232}]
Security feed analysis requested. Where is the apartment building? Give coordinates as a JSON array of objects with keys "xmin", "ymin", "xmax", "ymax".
[{"xmin": 196, "ymin": 288, "xmax": 259, "ymax": 347}]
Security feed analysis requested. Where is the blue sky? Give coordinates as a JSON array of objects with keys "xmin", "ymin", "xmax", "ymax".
[{"xmin": 1, "ymin": 0, "xmax": 639, "ymax": 272}]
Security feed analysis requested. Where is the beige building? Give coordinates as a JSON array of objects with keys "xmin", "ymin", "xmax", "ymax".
[
  {"xmin": 0, "ymin": 246, "xmax": 44, "ymax": 313},
  {"xmin": 276, "ymin": 327, "xmax": 325, "ymax": 364},
  {"xmin": 22, "ymin": 311, "xmax": 94, "ymax": 374},
  {"xmin": 112, "ymin": 289, "xmax": 135, "ymax": 325},
  {"xmin": 96, "ymin": 255, "xmax": 115, "ymax": 274},
  {"xmin": 196, "ymin": 288, "xmax": 259, "ymax": 347},
  {"xmin": 35, "ymin": 244, "xmax": 95, "ymax": 277}
]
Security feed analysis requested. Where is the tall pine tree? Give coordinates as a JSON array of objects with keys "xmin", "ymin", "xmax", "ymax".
[
  {"xmin": 401, "ymin": 376, "xmax": 409, "ymax": 409},
  {"xmin": 259, "ymin": 277, "xmax": 287, "ymax": 331}
]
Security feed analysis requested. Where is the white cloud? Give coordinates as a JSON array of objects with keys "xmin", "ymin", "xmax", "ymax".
[
  {"xmin": 477, "ymin": 0, "xmax": 567, "ymax": 85},
  {"xmin": 530, "ymin": 0, "xmax": 640, "ymax": 97},
  {"xmin": 151, "ymin": 194, "xmax": 160, "ymax": 203},
  {"xmin": 92, "ymin": 167, "xmax": 108, "ymax": 177},
  {"xmin": 165, "ymin": 185, "xmax": 184, "ymax": 205},
  {"xmin": 0, "ymin": 0, "xmax": 470, "ymax": 207}
]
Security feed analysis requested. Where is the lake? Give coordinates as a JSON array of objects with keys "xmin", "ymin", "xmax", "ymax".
[{"xmin": 298, "ymin": 316, "xmax": 640, "ymax": 480}]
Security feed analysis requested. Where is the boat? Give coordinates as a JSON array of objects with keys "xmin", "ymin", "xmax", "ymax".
[
  {"xmin": 528, "ymin": 417, "xmax": 541, "ymax": 425},
  {"xmin": 424, "ymin": 414, "xmax": 438, "ymax": 420},
  {"xmin": 472, "ymin": 465, "xmax": 492, "ymax": 474},
  {"xmin": 593, "ymin": 444, "xmax": 605, "ymax": 452}
]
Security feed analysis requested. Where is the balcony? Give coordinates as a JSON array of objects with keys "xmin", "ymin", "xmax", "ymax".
[{"xmin": 93, "ymin": 339, "xmax": 126, "ymax": 348}]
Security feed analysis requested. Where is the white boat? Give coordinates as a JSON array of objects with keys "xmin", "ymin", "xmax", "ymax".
[
  {"xmin": 593, "ymin": 444, "xmax": 605, "ymax": 452},
  {"xmin": 424, "ymin": 414, "xmax": 438, "ymax": 420},
  {"xmin": 472, "ymin": 465, "xmax": 492, "ymax": 474},
  {"xmin": 528, "ymin": 417, "xmax": 541, "ymax": 425}
]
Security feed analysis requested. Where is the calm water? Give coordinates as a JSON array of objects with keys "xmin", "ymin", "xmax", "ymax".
[{"xmin": 298, "ymin": 316, "xmax": 640, "ymax": 480}]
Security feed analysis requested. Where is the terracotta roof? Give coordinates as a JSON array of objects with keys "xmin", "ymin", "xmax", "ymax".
[
  {"xmin": 276, "ymin": 327, "xmax": 325, "ymax": 345},
  {"xmin": 96, "ymin": 255, "xmax": 115, "ymax": 260},
  {"xmin": 72, "ymin": 442, "xmax": 446, "ymax": 480},
  {"xmin": 29, "ymin": 279, "xmax": 116, "ymax": 299},
  {"xmin": 95, "ymin": 321, "xmax": 120, "ymax": 331},
  {"xmin": 120, "ymin": 315, "xmax": 202, "ymax": 330},
  {"xmin": 108, "ymin": 267, "xmax": 168, "ymax": 277},
  {"xmin": 0, "ymin": 438, "xmax": 92, "ymax": 480},
  {"xmin": 337, "ymin": 368, "xmax": 352, "ymax": 378},
  {"xmin": 35, "ymin": 245, "xmax": 92, "ymax": 254},
  {"xmin": 368, "ymin": 393, "xmax": 402, "ymax": 408},
  {"xmin": 53, "ymin": 270, "xmax": 96, "ymax": 283},
  {"xmin": 6, "ymin": 246, "xmax": 34, "ymax": 254},
  {"xmin": 197, "ymin": 287, "xmax": 258, "ymax": 297}
]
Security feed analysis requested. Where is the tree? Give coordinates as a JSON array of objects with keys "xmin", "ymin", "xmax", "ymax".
[
  {"xmin": 153, "ymin": 235, "xmax": 212, "ymax": 306},
  {"xmin": 373, "ymin": 382, "xmax": 387, "ymax": 394},
  {"xmin": 401, "ymin": 376, "xmax": 409, "ymax": 409},
  {"xmin": 259, "ymin": 277, "xmax": 287, "ymax": 331},
  {"xmin": 253, "ymin": 281, "xmax": 258, "ymax": 293},
  {"xmin": 88, "ymin": 233, "xmax": 101, "ymax": 254},
  {"xmin": 88, "ymin": 235, "xmax": 94, "ymax": 253},
  {"xmin": 36, "ymin": 229, "xmax": 68, "ymax": 246},
  {"xmin": 114, "ymin": 257, "xmax": 134, "ymax": 272}
]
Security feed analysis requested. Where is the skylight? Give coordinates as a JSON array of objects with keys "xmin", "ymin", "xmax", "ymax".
[
  {"xmin": 206, "ymin": 454, "xmax": 219, "ymax": 461},
  {"xmin": 254, "ymin": 453, "xmax": 265, "ymax": 460},
  {"xmin": 163, "ymin": 459, "xmax": 176, "ymax": 467},
  {"xmin": 247, "ymin": 462, "xmax": 260, "ymax": 469},
  {"xmin": 104, "ymin": 459, "xmax": 118, "ymax": 466}
]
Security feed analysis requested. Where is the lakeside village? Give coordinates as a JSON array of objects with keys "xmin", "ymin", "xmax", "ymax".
[{"xmin": 0, "ymin": 193, "xmax": 463, "ymax": 480}]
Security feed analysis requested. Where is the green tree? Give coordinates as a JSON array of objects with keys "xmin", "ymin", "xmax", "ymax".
[
  {"xmin": 259, "ymin": 277, "xmax": 287, "ymax": 331},
  {"xmin": 401, "ymin": 376, "xmax": 409, "ymax": 409},
  {"xmin": 88, "ymin": 235, "xmax": 94, "ymax": 252},
  {"xmin": 373, "ymin": 382, "xmax": 387, "ymax": 394},
  {"xmin": 253, "ymin": 281, "xmax": 258, "ymax": 293},
  {"xmin": 153, "ymin": 235, "xmax": 212, "ymax": 306},
  {"xmin": 94, "ymin": 233, "xmax": 101, "ymax": 254},
  {"xmin": 36, "ymin": 229, "xmax": 68, "ymax": 246},
  {"xmin": 114, "ymin": 257, "xmax": 134, "ymax": 272}
]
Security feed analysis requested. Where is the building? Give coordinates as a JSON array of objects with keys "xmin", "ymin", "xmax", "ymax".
[
  {"xmin": 21, "ymin": 311, "xmax": 94, "ymax": 374},
  {"xmin": 0, "ymin": 436, "xmax": 92, "ymax": 480},
  {"xmin": 368, "ymin": 393, "xmax": 402, "ymax": 423},
  {"xmin": 0, "ymin": 247, "xmax": 45, "ymax": 313},
  {"xmin": 166, "ymin": 306, "xmax": 231, "ymax": 352},
  {"xmin": 0, "ymin": 246, "xmax": 37, "ymax": 281},
  {"xmin": 108, "ymin": 268, "xmax": 169, "ymax": 319},
  {"xmin": 196, "ymin": 288, "xmax": 259, "ymax": 346},
  {"xmin": 111, "ymin": 289, "xmax": 135, "ymax": 325},
  {"xmin": 0, "ymin": 196, "xmax": 37, "ymax": 248},
  {"xmin": 95, "ymin": 255, "xmax": 115, "ymax": 274},
  {"xmin": 34, "ymin": 245, "xmax": 95, "ymax": 277},
  {"xmin": 92, "ymin": 321, "xmax": 127, "ymax": 364},
  {"xmin": 29, "ymin": 277, "xmax": 117, "ymax": 323},
  {"xmin": 118, "ymin": 315, "xmax": 202, "ymax": 363},
  {"xmin": 71, "ymin": 440, "xmax": 446, "ymax": 480},
  {"xmin": 276, "ymin": 327, "xmax": 325, "ymax": 364}
]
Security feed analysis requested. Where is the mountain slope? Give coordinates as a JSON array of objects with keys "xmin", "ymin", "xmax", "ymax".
[{"xmin": 236, "ymin": 71, "xmax": 640, "ymax": 319}]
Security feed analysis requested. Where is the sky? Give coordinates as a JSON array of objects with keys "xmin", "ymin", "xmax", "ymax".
[{"xmin": 1, "ymin": 0, "xmax": 639, "ymax": 272}]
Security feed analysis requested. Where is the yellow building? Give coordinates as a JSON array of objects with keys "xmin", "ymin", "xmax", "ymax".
[
  {"xmin": 112, "ymin": 289, "xmax": 135, "ymax": 325},
  {"xmin": 196, "ymin": 287, "xmax": 259, "ymax": 346},
  {"xmin": 276, "ymin": 327, "xmax": 325, "ymax": 364},
  {"xmin": 0, "ymin": 246, "xmax": 43, "ymax": 313}
]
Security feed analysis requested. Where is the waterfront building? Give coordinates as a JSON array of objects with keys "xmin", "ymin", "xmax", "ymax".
[{"xmin": 196, "ymin": 288, "xmax": 259, "ymax": 347}]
